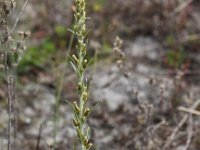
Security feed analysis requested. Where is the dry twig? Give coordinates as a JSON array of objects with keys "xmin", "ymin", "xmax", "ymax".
[
  {"xmin": 183, "ymin": 114, "xmax": 193, "ymax": 150},
  {"xmin": 173, "ymin": 0, "xmax": 193, "ymax": 14},
  {"xmin": 10, "ymin": 0, "xmax": 30, "ymax": 34},
  {"xmin": 178, "ymin": 106, "xmax": 200, "ymax": 116},
  {"xmin": 163, "ymin": 99, "xmax": 200, "ymax": 150}
]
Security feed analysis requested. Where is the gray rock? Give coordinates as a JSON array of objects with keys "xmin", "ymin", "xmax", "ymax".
[
  {"xmin": 91, "ymin": 36, "xmax": 173, "ymax": 112},
  {"xmin": 125, "ymin": 36, "xmax": 161, "ymax": 61},
  {"xmin": 91, "ymin": 66, "xmax": 131, "ymax": 111}
]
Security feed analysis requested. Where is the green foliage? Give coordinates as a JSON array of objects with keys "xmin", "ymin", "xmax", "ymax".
[
  {"xmin": 165, "ymin": 35, "xmax": 186, "ymax": 69},
  {"xmin": 55, "ymin": 25, "xmax": 67, "ymax": 38},
  {"xmin": 70, "ymin": 0, "xmax": 93, "ymax": 149},
  {"xmin": 18, "ymin": 39, "xmax": 56, "ymax": 72},
  {"xmin": 0, "ymin": 71, "xmax": 4, "ymax": 83},
  {"xmin": 102, "ymin": 41, "xmax": 112, "ymax": 53},
  {"xmin": 165, "ymin": 35, "xmax": 176, "ymax": 45},
  {"xmin": 91, "ymin": 0, "xmax": 106, "ymax": 12},
  {"xmin": 166, "ymin": 48, "xmax": 185, "ymax": 69},
  {"xmin": 17, "ymin": 25, "xmax": 69, "ymax": 73}
]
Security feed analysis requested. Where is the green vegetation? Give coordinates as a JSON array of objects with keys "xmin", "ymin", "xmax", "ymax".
[
  {"xmin": 70, "ymin": 0, "xmax": 93, "ymax": 149},
  {"xmin": 18, "ymin": 39, "xmax": 56, "ymax": 70}
]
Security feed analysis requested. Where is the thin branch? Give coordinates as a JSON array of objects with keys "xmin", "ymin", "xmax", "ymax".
[
  {"xmin": 173, "ymin": 0, "xmax": 193, "ymax": 14},
  {"xmin": 163, "ymin": 99, "xmax": 200, "ymax": 150},
  {"xmin": 10, "ymin": 0, "xmax": 30, "ymax": 34},
  {"xmin": 177, "ymin": 106, "xmax": 200, "ymax": 116},
  {"xmin": 35, "ymin": 123, "xmax": 43, "ymax": 150},
  {"xmin": 183, "ymin": 114, "xmax": 193, "ymax": 150}
]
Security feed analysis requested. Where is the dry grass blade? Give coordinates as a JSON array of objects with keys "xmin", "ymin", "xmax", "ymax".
[
  {"xmin": 177, "ymin": 106, "xmax": 200, "ymax": 116},
  {"xmin": 173, "ymin": 0, "xmax": 193, "ymax": 14},
  {"xmin": 11, "ymin": 0, "xmax": 30, "ymax": 34},
  {"xmin": 163, "ymin": 99, "xmax": 200, "ymax": 150},
  {"xmin": 183, "ymin": 114, "xmax": 193, "ymax": 150}
]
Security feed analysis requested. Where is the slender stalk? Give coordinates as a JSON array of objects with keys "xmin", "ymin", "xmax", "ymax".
[
  {"xmin": 10, "ymin": 0, "xmax": 30, "ymax": 34},
  {"xmin": 70, "ymin": 0, "xmax": 92, "ymax": 149},
  {"xmin": 0, "ymin": 4, "xmax": 14, "ymax": 148},
  {"xmin": 0, "ymin": 1, "xmax": 30, "ymax": 149},
  {"xmin": 53, "ymin": 30, "xmax": 75, "ymax": 149},
  {"xmin": 53, "ymin": 69, "xmax": 64, "ymax": 149},
  {"xmin": 3, "ymin": 46, "xmax": 12, "ymax": 150}
]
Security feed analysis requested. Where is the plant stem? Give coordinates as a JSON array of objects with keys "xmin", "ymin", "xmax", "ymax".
[
  {"xmin": 53, "ymin": 28, "xmax": 75, "ymax": 149},
  {"xmin": 70, "ymin": 0, "xmax": 93, "ymax": 149}
]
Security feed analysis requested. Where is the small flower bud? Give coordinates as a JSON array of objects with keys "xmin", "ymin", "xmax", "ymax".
[
  {"xmin": 11, "ymin": 0, "xmax": 16, "ymax": 8},
  {"xmin": 73, "ymin": 102, "xmax": 80, "ymax": 113},
  {"xmin": 46, "ymin": 139, "xmax": 54, "ymax": 148},
  {"xmin": 84, "ymin": 108, "xmax": 90, "ymax": 117},
  {"xmin": 116, "ymin": 60, "xmax": 123, "ymax": 68},
  {"xmin": 74, "ymin": 25, "xmax": 77, "ymax": 31},
  {"xmin": 113, "ymin": 47, "xmax": 119, "ymax": 53},
  {"xmin": 73, "ymin": 119, "xmax": 79, "ymax": 127},
  {"xmin": 82, "ymin": 43, "xmax": 86, "ymax": 54},
  {"xmin": 83, "ymin": 137, "xmax": 88, "ymax": 146},
  {"xmin": 71, "ymin": 5, "xmax": 76, "ymax": 12},
  {"xmin": 22, "ymin": 46, "xmax": 27, "ymax": 50},
  {"xmin": 85, "ymin": 143, "xmax": 92, "ymax": 149},
  {"xmin": 76, "ymin": 12, "xmax": 80, "ymax": 18},
  {"xmin": 118, "ymin": 51, "xmax": 125, "ymax": 58},
  {"xmin": 23, "ymin": 31, "xmax": 31, "ymax": 38},
  {"xmin": 18, "ymin": 31, "xmax": 24, "ymax": 36},
  {"xmin": 77, "ymin": 82, "xmax": 82, "ymax": 93},
  {"xmin": 82, "ymin": 92, "xmax": 88, "ymax": 101},
  {"xmin": 72, "ymin": 54, "xmax": 79, "ymax": 64},
  {"xmin": 82, "ymin": 59, "xmax": 87, "ymax": 68}
]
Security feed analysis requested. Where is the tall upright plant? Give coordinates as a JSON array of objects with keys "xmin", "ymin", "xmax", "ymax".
[
  {"xmin": 70, "ymin": 0, "xmax": 93, "ymax": 149},
  {"xmin": 0, "ymin": 0, "xmax": 30, "ymax": 149}
]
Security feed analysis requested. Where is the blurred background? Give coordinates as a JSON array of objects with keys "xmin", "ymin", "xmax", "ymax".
[{"xmin": 1, "ymin": 0, "xmax": 200, "ymax": 149}]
